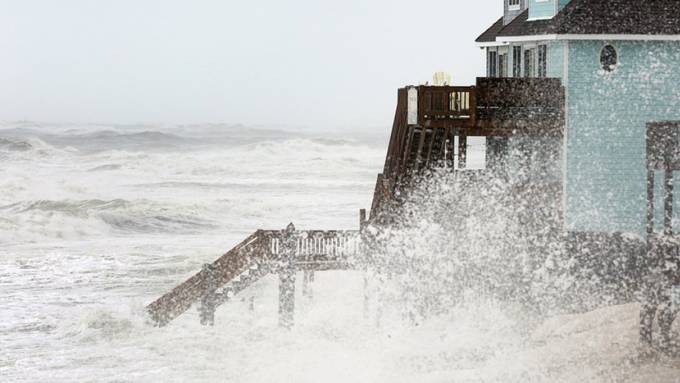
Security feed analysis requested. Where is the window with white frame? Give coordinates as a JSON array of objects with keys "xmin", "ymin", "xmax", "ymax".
[
  {"xmin": 508, "ymin": 0, "xmax": 521, "ymax": 10},
  {"xmin": 512, "ymin": 46, "xmax": 522, "ymax": 77},
  {"xmin": 524, "ymin": 48, "xmax": 536, "ymax": 78},
  {"xmin": 538, "ymin": 45, "xmax": 547, "ymax": 78},
  {"xmin": 487, "ymin": 50, "xmax": 498, "ymax": 77},
  {"xmin": 499, "ymin": 53, "xmax": 508, "ymax": 77}
]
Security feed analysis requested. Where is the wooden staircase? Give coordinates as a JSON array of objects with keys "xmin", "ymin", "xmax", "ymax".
[
  {"xmin": 370, "ymin": 77, "xmax": 565, "ymax": 222},
  {"xmin": 147, "ymin": 225, "xmax": 362, "ymax": 327},
  {"xmin": 147, "ymin": 78, "xmax": 567, "ymax": 328}
]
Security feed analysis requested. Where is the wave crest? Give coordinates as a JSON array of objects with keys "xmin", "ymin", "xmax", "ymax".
[{"xmin": 0, "ymin": 199, "xmax": 218, "ymax": 241}]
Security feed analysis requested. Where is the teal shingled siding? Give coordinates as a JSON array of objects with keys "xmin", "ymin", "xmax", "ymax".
[
  {"xmin": 558, "ymin": 0, "xmax": 571, "ymax": 10},
  {"xmin": 529, "ymin": 0, "xmax": 556, "ymax": 20},
  {"xmin": 564, "ymin": 41, "xmax": 680, "ymax": 235},
  {"xmin": 547, "ymin": 41, "xmax": 565, "ymax": 78}
]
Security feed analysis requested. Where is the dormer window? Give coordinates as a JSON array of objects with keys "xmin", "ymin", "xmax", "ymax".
[
  {"xmin": 600, "ymin": 45, "xmax": 618, "ymax": 72},
  {"xmin": 508, "ymin": 0, "xmax": 521, "ymax": 11}
]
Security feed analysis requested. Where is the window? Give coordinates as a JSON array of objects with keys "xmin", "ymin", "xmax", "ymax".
[
  {"xmin": 524, "ymin": 48, "xmax": 535, "ymax": 78},
  {"xmin": 600, "ymin": 44, "xmax": 618, "ymax": 72},
  {"xmin": 513, "ymin": 46, "xmax": 522, "ymax": 77},
  {"xmin": 538, "ymin": 45, "xmax": 547, "ymax": 77},
  {"xmin": 508, "ymin": 0, "xmax": 521, "ymax": 11},
  {"xmin": 499, "ymin": 53, "xmax": 508, "ymax": 77},
  {"xmin": 487, "ymin": 50, "xmax": 498, "ymax": 77}
]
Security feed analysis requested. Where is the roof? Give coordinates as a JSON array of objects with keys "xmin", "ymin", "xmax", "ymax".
[
  {"xmin": 475, "ymin": 0, "xmax": 680, "ymax": 43},
  {"xmin": 476, "ymin": 17, "xmax": 504, "ymax": 43},
  {"xmin": 496, "ymin": 10, "xmax": 552, "ymax": 38}
]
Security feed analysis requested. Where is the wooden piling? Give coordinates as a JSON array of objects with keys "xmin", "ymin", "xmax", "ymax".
[
  {"xmin": 647, "ymin": 170, "xmax": 655, "ymax": 236},
  {"xmin": 302, "ymin": 270, "xmax": 313, "ymax": 298},
  {"xmin": 458, "ymin": 134, "xmax": 467, "ymax": 169},
  {"xmin": 199, "ymin": 264, "xmax": 217, "ymax": 326},
  {"xmin": 665, "ymin": 169, "xmax": 674, "ymax": 236},
  {"xmin": 360, "ymin": 209, "xmax": 369, "ymax": 320},
  {"xmin": 278, "ymin": 223, "xmax": 297, "ymax": 329}
]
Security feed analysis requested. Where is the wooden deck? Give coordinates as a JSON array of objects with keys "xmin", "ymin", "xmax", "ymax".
[
  {"xmin": 147, "ymin": 228, "xmax": 361, "ymax": 326},
  {"xmin": 147, "ymin": 77, "xmax": 566, "ymax": 327},
  {"xmin": 371, "ymin": 77, "xmax": 565, "ymax": 221}
]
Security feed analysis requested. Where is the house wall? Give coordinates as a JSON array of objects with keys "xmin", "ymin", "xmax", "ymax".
[
  {"xmin": 529, "ymin": 0, "xmax": 557, "ymax": 20},
  {"xmin": 564, "ymin": 40, "xmax": 680, "ymax": 235},
  {"xmin": 507, "ymin": 135, "xmax": 562, "ymax": 184},
  {"xmin": 504, "ymin": 0, "xmax": 528, "ymax": 25},
  {"xmin": 547, "ymin": 41, "xmax": 565, "ymax": 78},
  {"xmin": 558, "ymin": 0, "xmax": 571, "ymax": 10}
]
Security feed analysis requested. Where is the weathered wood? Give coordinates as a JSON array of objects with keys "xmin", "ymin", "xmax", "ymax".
[
  {"xmin": 198, "ymin": 264, "xmax": 218, "ymax": 326},
  {"xmin": 147, "ymin": 228, "xmax": 361, "ymax": 326},
  {"xmin": 665, "ymin": 169, "xmax": 674, "ymax": 236},
  {"xmin": 646, "ymin": 121, "xmax": 680, "ymax": 236},
  {"xmin": 647, "ymin": 170, "xmax": 655, "ymax": 236},
  {"xmin": 278, "ymin": 223, "xmax": 296, "ymax": 329},
  {"xmin": 458, "ymin": 134, "xmax": 467, "ymax": 169},
  {"xmin": 368, "ymin": 77, "xmax": 566, "ymax": 222},
  {"xmin": 147, "ymin": 231, "xmax": 268, "ymax": 326},
  {"xmin": 360, "ymin": 209, "xmax": 369, "ymax": 320}
]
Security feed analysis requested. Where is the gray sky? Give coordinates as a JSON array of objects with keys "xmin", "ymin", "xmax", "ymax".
[{"xmin": 1, "ymin": 0, "xmax": 500, "ymax": 128}]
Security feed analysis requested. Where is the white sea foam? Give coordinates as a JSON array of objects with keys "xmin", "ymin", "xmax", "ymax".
[{"xmin": 1, "ymin": 123, "xmax": 678, "ymax": 382}]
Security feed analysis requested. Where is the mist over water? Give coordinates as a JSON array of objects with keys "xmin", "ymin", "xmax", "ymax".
[{"xmin": 1, "ymin": 123, "xmax": 677, "ymax": 382}]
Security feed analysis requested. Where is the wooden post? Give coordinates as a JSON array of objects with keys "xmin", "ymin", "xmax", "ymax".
[
  {"xmin": 199, "ymin": 264, "xmax": 217, "ymax": 326},
  {"xmin": 647, "ymin": 170, "xmax": 655, "ymax": 236},
  {"xmin": 458, "ymin": 134, "xmax": 467, "ymax": 169},
  {"xmin": 664, "ymin": 169, "xmax": 674, "ymax": 236},
  {"xmin": 302, "ymin": 270, "xmax": 313, "ymax": 299},
  {"xmin": 278, "ymin": 223, "xmax": 296, "ymax": 329},
  {"xmin": 359, "ymin": 209, "xmax": 369, "ymax": 319}
]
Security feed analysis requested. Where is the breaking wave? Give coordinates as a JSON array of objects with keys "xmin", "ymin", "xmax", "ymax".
[
  {"xmin": 0, "ymin": 199, "xmax": 219, "ymax": 242},
  {"xmin": 0, "ymin": 125, "xmax": 384, "ymax": 244},
  {"xmin": 0, "ymin": 137, "xmax": 32, "ymax": 152}
]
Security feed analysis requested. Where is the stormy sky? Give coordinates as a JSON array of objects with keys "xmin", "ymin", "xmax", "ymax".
[{"xmin": 1, "ymin": 0, "xmax": 500, "ymax": 128}]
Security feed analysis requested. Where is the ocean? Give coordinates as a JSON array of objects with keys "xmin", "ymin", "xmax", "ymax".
[
  {"xmin": 0, "ymin": 123, "xmax": 387, "ymax": 382},
  {"xmin": 1, "ymin": 123, "xmax": 671, "ymax": 382}
]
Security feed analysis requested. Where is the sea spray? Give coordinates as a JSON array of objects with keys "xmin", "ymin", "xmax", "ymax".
[{"xmin": 365, "ymin": 166, "xmax": 639, "ymax": 324}]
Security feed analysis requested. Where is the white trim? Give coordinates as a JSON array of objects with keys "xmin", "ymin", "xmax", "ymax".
[
  {"xmin": 527, "ymin": 17, "xmax": 553, "ymax": 21},
  {"xmin": 561, "ymin": 40, "xmax": 569, "ymax": 229},
  {"xmin": 499, "ymin": 34, "xmax": 559, "ymax": 42},
  {"xmin": 476, "ymin": 41, "xmax": 510, "ymax": 48},
  {"xmin": 564, "ymin": 34, "xmax": 680, "ymax": 41},
  {"xmin": 498, "ymin": 34, "xmax": 680, "ymax": 43}
]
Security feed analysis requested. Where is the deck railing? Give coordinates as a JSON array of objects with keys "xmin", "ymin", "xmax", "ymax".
[
  {"xmin": 475, "ymin": 77, "xmax": 564, "ymax": 122},
  {"xmin": 418, "ymin": 86, "xmax": 476, "ymax": 124},
  {"xmin": 147, "ymin": 227, "xmax": 362, "ymax": 326},
  {"xmin": 413, "ymin": 78, "xmax": 564, "ymax": 129},
  {"xmin": 269, "ymin": 230, "xmax": 360, "ymax": 257},
  {"xmin": 372, "ymin": 77, "xmax": 566, "ymax": 221}
]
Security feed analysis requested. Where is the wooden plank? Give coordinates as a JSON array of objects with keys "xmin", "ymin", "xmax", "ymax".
[
  {"xmin": 414, "ymin": 128, "xmax": 427, "ymax": 171},
  {"xmin": 665, "ymin": 169, "xmax": 674, "ymax": 236},
  {"xmin": 147, "ymin": 231, "xmax": 268, "ymax": 326},
  {"xmin": 399, "ymin": 126, "xmax": 415, "ymax": 177},
  {"xmin": 458, "ymin": 134, "xmax": 467, "ymax": 169},
  {"xmin": 647, "ymin": 170, "xmax": 655, "ymax": 235}
]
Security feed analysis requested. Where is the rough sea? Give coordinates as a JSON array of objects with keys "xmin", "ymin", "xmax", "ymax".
[
  {"xmin": 0, "ymin": 123, "xmax": 387, "ymax": 382},
  {"xmin": 2, "ymin": 122, "xmax": 675, "ymax": 382}
]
